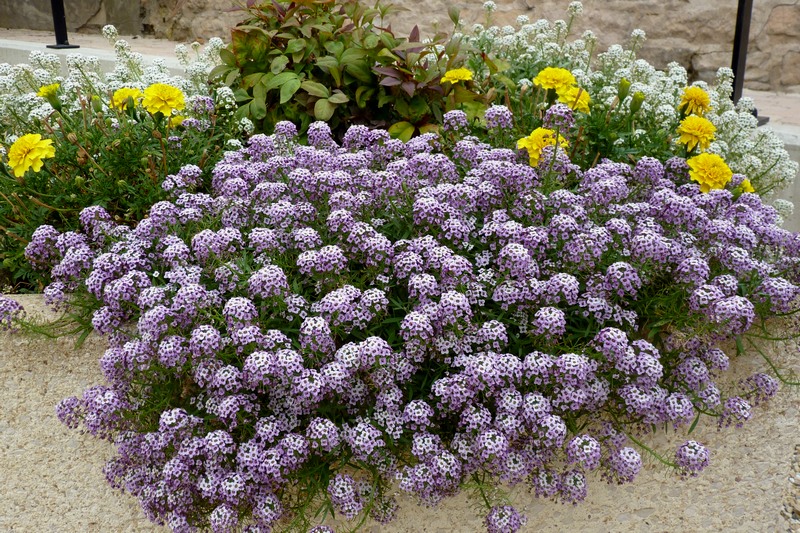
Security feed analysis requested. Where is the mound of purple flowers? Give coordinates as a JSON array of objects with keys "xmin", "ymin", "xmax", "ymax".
[{"xmin": 37, "ymin": 118, "xmax": 798, "ymax": 531}]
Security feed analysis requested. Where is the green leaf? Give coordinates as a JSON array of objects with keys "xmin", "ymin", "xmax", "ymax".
[
  {"xmin": 314, "ymin": 98, "xmax": 336, "ymax": 121},
  {"xmin": 363, "ymin": 34, "xmax": 380, "ymax": 49},
  {"xmin": 345, "ymin": 61, "xmax": 373, "ymax": 83},
  {"xmin": 340, "ymin": 48, "xmax": 367, "ymax": 65},
  {"xmin": 301, "ymin": 80, "xmax": 330, "ymax": 98},
  {"xmin": 243, "ymin": 72, "xmax": 266, "ymax": 89},
  {"xmin": 218, "ymin": 48, "xmax": 237, "ymax": 66},
  {"xmin": 270, "ymin": 55, "xmax": 290, "ymax": 74},
  {"xmin": 280, "ymin": 78, "xmax": 302, "ymax": 104},
  {"xmin": 265, "ymin": 72, "xmax": 299, "ymax": 92},
  {"xmin": 687, "ymin": 412, "xmax": 701, "ymax": 435},
  {"xmin": 388, "ymin": 121, "xmax": 415, "ymax": 142},
  {"xmin": 419, "ymin": 123, "xmax": 439, "ymax": 135},
  {"xmin": 251, "ymin": 97, "xmax": 268, "ymax": 120},
  {"xmin": 377, "ymin": 48, "xmax": 401, "ymax": 62},
  {"xmin": 224, "ymin": 69, "xmax": 240, "ymax": 87},
  {"xmin": 324, "ymin": 41, "xmax": 344, "ymax": 57},
  {"xmin": 253, "ymin": 82, "xmax": 267, "ymax": 103},
  {"xmin": 315, "ymin": 56, "xmax": 339, "ymax": 70},
  {"xmin": 327, "ymin": 91, "xmax": 349, "ymax": 104},
  {"xmin": 285, "ymin": 38, "xmax": 306, "ymax": 54},
  {"xmin": 355, "ymin": 86, "xmax": 374, "ymax": 108},
  {"xmin": 234, "ymin": 88, "xmax": 252, "ymax": 102}
]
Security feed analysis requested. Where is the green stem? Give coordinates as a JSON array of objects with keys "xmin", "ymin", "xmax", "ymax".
[{"xmin": 744, "ymin": 335, "xmax": 800, "ymax": 386}]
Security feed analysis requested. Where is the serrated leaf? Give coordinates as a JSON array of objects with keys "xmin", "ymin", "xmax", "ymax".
[
  {"xmin": 265, "ymin": 71, "xmax": 299, "ymax": 91},
  {"xmin": 280, "ymin": 78, "xmax": 302, "ymax": 104},
  {"xmin": 270, "ymin": 55, "xmax": 290, "ymax": 74},
  {"xmin": 388, "ymin": 121, "xmax": 415, "ymax": 142},
  {"xmin": 301, "ymin": 80, "xmax": 330, "ymax": 98},
  {"xmin": 327, "ymin": 91, "xmax": 349, "ymax": 104},
  {"xmin": 314, "ymin": 98, "xmax": 335, "ymax": 121}
]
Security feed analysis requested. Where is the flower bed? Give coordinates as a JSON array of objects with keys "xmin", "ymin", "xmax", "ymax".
[
  {"xmin": 0, "ymin": 27, "xmax": 247, "ymax": 288},
  {"xmin": 1, "ymin": 1, "xmax": 799, "ymax": 532}
]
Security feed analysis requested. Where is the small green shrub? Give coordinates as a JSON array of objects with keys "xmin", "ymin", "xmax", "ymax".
[{"xmin": 211, "ymin": 0, "xmax": 487, "ymax": 139}]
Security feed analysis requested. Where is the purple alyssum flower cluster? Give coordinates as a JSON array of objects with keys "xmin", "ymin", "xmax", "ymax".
[{"xmin": 33, "ymin": 117, "xmax": 800, "ymax": 532}]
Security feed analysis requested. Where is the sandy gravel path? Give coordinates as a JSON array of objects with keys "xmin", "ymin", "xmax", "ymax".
[{"xmin": 1, "ymin": 294, "xmax": 797, "ymax": 532}]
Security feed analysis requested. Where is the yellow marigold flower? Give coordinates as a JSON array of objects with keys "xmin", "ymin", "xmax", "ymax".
[
  {"xmin": 111, "ymin": 87, "xmax": 144, "ymax": 110},
  {"xmin": 677, "ymin": 115, "xmax": 716, "ymax": 152},
  {"xmin": 169, "ymin": 115, "xmax": 185, "ymax": 128},
  {"xmin": 558, "ymin": 85, "xmax": 591, "ymax": 113},
  {"xmin": 517, "ymin": 127, "xmax": 569, "ymax": 166},
  {"xmin": 680, "ymin": 86, "xmax": 711, "ymax": 116},
  {"xmin": 739, "ymin": 178, "xmax": 755, "ymax": 193},
  {"xmin": 36, "ymin": 83, "xmax": 60, "ymax": 99},
  {"xmin": 441, "ymin": 68, "xmax": 473, "ymax": 84},
  {"xmin": 6, "ymin": 133, "xmax": 56, "ymax": 178},
  {"xmin": 687, "ymin": 152, "xmax": 732, "ymax": 193},
  {"xmin": 142, "ymin": 83, "xmax": 185, "ymax": 115},
  {"xmin": 533, "ymin": 67, "xmax": 576, "ymax": 94}
]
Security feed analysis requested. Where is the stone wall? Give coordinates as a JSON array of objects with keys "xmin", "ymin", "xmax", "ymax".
[{"xmin": 1, "ymin": 0, "xmax": 798, "ymax": 92}]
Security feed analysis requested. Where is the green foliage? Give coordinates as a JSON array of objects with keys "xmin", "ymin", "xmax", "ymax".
[
  {"xmin": 0, "ymin": 88, "xmax": 240, "ymax": 290},
  {"xmin": 210, "ymin": 0, "xmax": 487, "ymax": 138}
]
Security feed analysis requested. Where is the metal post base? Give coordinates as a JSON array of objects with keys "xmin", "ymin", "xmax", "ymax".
[{"xmin": 46, "ymin": 43, "xmax": 80, "ymax": 49}]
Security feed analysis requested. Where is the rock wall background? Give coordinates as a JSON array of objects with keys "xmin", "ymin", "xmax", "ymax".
[{"xmin": 1, "ymin": 0, "xmax": 798, "ymax": 92}]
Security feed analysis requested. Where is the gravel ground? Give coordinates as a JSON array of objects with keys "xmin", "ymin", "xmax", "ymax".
[{"xmin": 1, "ymin": 294, "xmax": 798, "ymax": 532}]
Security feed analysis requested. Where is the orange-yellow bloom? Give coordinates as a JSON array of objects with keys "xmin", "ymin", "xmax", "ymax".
[
  {"xmin": 687, "ymin": 152, "xmax": 732, "ymax": 193},
  {"xmin": 36, "ymin": 83, "xmax": 60, "ymax": 99},
  {"xmin": 680, "ymin": 86, "xmax": 711, "ymax": 116},
  {"xmin": 441, "ymin": 68, "xmax": 473, "ymax": 84},
  {"xmin": 6, "ymin": 134, "xmax": 56, "ymax": 177},
  {"xmin": 142, "ymin": 83, "xmax": 185, "ymax": 115},
  {"xmin": 517, "ymin": 127, "xmax": 569, "ymax": 166},
  {"xmin": 677, "ymin": 115, "xmax": 716, "ymax": 152},
  {"xmin": 110, "ymin": 87, "xmax": 144, "ymax": 110},
  {"xmin": 558, "ymin": 85, "xmax": 591, "ymax": 113},
  {"xmin": 533, "ymin": 67, "xmax": 576, "ymax": 94},
  {"xmin": 739, "ymin": 178, "xmax": 755, "ymax": 193}
]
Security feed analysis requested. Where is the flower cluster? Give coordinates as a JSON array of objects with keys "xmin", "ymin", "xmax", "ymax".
[
  {"xmin": 463, "ymin": 2, "xmax": 798, "ymax": 196},
  {"xmin": 41, "ymin": 115, "xmax": 799, "ymax": 531},
  {"xmin": 0, "ymin": 28, "xmax": 243, "ymax": 288}
]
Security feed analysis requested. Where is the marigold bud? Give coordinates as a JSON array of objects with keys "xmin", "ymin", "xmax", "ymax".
[
  {"xmin": 630, "ymin": 91, "xmax": 645, "ymax": 114},
  {"xmin": 617, "ymin": 78, "xmax": 631, "ymax": 102}
]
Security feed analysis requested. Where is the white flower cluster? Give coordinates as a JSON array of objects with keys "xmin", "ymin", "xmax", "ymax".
[
  {"xmin": 0, "ymin": 26, "xmax": 231, "ymax": 138},
  {"xmin": 463, "ymin": 2, "xmax": 797, "ymax": 194}
]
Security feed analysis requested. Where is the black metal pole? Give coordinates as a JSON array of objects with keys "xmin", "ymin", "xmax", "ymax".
[
  {"xmin": 47, "ymin": 0, "xmax": 80, "ymax": 49},
  {"xmin": 731, "ymin": 0, "xmax": 752, "ymax": 104}
]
